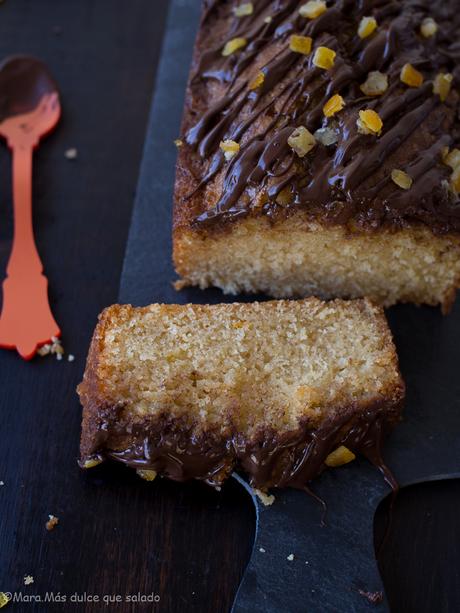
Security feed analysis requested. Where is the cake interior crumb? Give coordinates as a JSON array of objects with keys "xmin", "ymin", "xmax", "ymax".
[{"xmin": 96, "ymin": 300, "xmax": 400, "ymax": 439}]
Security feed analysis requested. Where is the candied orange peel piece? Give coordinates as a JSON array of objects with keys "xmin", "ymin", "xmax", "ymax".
[
  {"xmin": 400, "ymin": 63, "xmax": 424, "ymax": 87},
  {"xmin": 360, "ymin": 71, "xmax": 388, "ymax": 96},
  {"xmin": 444, "ymin": 148, "xmax": 460, "ymax": 170},
  {"xmin": 323, "ymin": 94, "xmax": 345, "ymax": 117},
  {"xmin": 358, "ymin": 16, "xmax": 377, "ymax": 39},
  {"xmin": 357, "ymin": 109, "xmax": 383, "ymax": 135},
  {"xmin": 83, "ymin": 457, "xmax": 103, "ymax": 469},
  {"xmin": 299, "ymin": 0, "xmax": 327, "ymax": 19},
  {"xmin": 137, "ymin": 469, "xmax": 157, "ymax": 482},
  {"xmin": 391, "ymin": 169, "xmax": 413, "ymax": 190},
  {"xmin": 222, "ymin": 37, "xmax": 247, "ymax": 56},
  {"xmin": 289, "ymin": 34, "xmax": 313, "ymax": 55},
  {"xmin": 420, "ymin": 17, "xmax": 437, "ymax": 38},
  {"xmin": 314, "ymin": 127, "xmax": 338, "ymax": 146},
  {"xmin": 312, "ymin": 46, "xmax": 336, "ymax": 70},
  {"xmin": 325, "ymin": 446, "xmax": 356, "ymax": 467},
  {"xmin": 220, "ymin": 139, "xmax": 240, "ymax": 160},
  {"xmin": 433, "ymin": 73, "xmax": 453, "ymax": 102},
  {"xmin": 249, "ymin": 71, "xmax": 265, "ymax": 90},
  {"xmin": 234, "ymin": 2, "xmax": 253, "ymax": 17},
  {"xmin": 288, "ymin": 126, "xmax": 316, "ymax": 158}
]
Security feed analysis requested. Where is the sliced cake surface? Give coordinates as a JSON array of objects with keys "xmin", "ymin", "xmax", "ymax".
[
  {"xmin": 173, "ymin": 0, "xmax": 460, "ymax": 310},
  {"xmin": 79, "ymin": 298, "xmax": 405, "ymax": 489}
]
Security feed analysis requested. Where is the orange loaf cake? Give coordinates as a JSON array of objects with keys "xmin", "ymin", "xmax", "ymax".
[
  {"xmin": 173, "ymin": 0, "xmax": 460, "ymax": 312},
  {"xmin": 79, "ymin": 298, "xmax": 404, "ymax": 489}
]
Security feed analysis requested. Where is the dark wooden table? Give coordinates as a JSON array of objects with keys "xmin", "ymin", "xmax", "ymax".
[{"xmin": 0, "ymin": 2, "xmax": 459, "ymax": 612}]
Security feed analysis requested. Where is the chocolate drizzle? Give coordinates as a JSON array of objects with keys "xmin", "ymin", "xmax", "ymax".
[
  {"xmin": 178, "ymin": 0, "xmax": 460, "ymax": 233},
  {"xmin": 82, "ymin": 403, "xmax": 401, "ymax": 491}
]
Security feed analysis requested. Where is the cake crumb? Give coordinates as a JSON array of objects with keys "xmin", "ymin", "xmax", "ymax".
[
  {"xmin": 46, "ymin": 515, "xmax": 59, "ymax": 531},
  {"xmin": 65, "ymin": 148, "xmax": 78, "ymax": 160},
  {"xmin": 0, "ymin": 481, "xmax": 4, "ymax": 486},
  {"xmin": 39, "ymin": 337, "xmax": 66, "ymax": 360},
  {"xmin": 259, "ymin": 547, "xmax": 266, "ymax": 553},
  {"xmin": 37, "ymin": 344, "xmax": 51, "ymax": 356},
  {"xmin": 287, "ymin": 554, "xmax": 294, "ymax": 561},
  {"xmin": 68, "ymin": 354, "xmax": 75, "ymax": 362},
  {"xmin": 24, "ymin": 575, "xmax": 34, "ymax": 586},
  {"xmin": 358, "ymin": 589, "xmax": 383, "ymax": 605},
  {"xmin": 254, "ymin": 489, "xmax": 275, "ymax": 506}
]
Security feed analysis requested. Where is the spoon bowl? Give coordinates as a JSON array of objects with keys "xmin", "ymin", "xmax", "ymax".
[
  {"xmin": 0, "ymin": 56, "xmax": 61, "ymax": 147},
  {"xmin": 0, "ymin": 55, "xmax": 58, "ymax": 117}
]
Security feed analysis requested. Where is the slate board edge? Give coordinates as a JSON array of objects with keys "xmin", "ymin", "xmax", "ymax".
[{"xmin": 119, "ymin": 0, "xmax": 182, "ymax": 303}]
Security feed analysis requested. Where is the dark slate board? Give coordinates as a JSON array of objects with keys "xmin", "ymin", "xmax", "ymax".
[{"xmin": 119, "ymin": 1, "xmax": 460, "ymax": 611}]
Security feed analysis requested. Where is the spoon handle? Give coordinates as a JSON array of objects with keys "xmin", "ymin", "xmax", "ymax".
[
  {"xmin": 7, "ymin": 144, "xmax": 42, "ymax": 274},
  {"xmin": 0, "ymin": 143, "xmax": 60, "ymax": 359}
]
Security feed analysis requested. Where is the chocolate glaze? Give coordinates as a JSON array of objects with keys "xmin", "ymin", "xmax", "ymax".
[
  {"xmin": 81, "ymin": 402, "xmax": 401, "ymax": 491},
  {"xmin": 179, "ymin": 0, "xmax": 460, "ymax": 234},
  {"xmin": 0, "ymin": 56, "xmax": 58, "ymax": 123}
]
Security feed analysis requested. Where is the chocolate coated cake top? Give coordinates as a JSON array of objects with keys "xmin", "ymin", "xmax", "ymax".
[{"xmin": 176, "ymin": 0, "xmax": 460, "ymax": 234}]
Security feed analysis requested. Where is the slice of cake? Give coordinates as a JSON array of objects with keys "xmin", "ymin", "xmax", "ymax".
[
  {"xmin": 173, "ymin": 1, "xmax": 460, "ymax": 312},
  {"xmin": 78, "ymin": 298, "xmax": 405, "ymax": 489}
]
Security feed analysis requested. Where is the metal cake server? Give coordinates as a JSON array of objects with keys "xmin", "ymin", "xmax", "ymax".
[{"xmin": 0, "ymin": 56, "xmax": 61, "ymax": 360}]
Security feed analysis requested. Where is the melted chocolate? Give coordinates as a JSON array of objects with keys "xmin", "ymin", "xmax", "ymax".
[
  {"xmin": 81, "ymin": 404, "xmax": 400, "ymax": 491},
  {"xmin": 179, "ymin": 0, "xmax": 460, "ymax": 234}
]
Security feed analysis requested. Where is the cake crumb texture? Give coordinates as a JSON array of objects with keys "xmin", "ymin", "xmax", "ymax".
[
  {"xmin": 79, "ymin": 299, "xmax": 404, "ymax": 487},
  {"xmin": 174, "ymin": 218, "xmax": 460, "ymax": 312}
]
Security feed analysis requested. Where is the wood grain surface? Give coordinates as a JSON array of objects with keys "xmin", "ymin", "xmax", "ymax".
[{"xmin": 0, "ymin": 1, "xmax": 458, "ymax": 612}]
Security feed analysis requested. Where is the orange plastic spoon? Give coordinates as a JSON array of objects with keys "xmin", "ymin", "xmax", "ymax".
[{"xmin": 0, "ymin": 57, "xmax": 61, "ymax": 360}]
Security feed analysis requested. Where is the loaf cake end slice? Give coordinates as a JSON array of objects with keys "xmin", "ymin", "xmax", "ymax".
[{"xmin": 78, "ymin": 298, "xmax": 404, "ymax": 489}]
